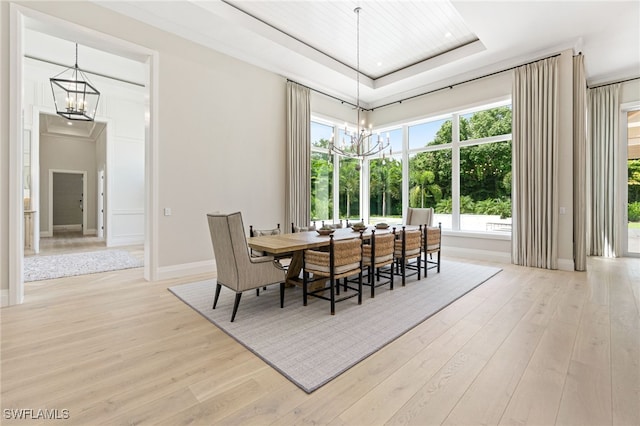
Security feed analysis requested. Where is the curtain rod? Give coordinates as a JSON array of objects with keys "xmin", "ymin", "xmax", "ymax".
[
  {"xmin": 287, "ymin": 79, "xmax": 358, "ymax": 109},
  {"xmin": 588, "ymin": 76, "xmax": 640, "ymax": 89},
  {"xmin": 371, "ymin": 53, "xmax": 561, "ymax": 111},
  {"xmin": 25, "ymin": 54, "xmax": 146, "ymax": 88}
]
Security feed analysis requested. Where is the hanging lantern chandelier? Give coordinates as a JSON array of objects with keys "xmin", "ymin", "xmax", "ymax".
[
  {"xmin": 50, "ymin": 43, "xmax": 100, "ymax": 121},
  {"xmin": 328, "ymin": 7, "xmax": 390, "ymax": 169}
]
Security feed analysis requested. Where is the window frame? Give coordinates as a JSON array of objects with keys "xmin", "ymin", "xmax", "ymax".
[{"xmin": 310, "ymin": 98, "xmax": 512, "ymax": 237}]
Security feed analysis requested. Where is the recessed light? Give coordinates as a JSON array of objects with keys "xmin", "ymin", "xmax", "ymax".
[
  {"xmin": 67, "ymin": 121, "xmax": 73, "ymax": 126},
  {"xmin": 377, "ymin": 61, "xmax": 383, "ymax": 67},
  {"xmin": 444, "ymin": 32, "xmax": 452, "ymax": 38}
]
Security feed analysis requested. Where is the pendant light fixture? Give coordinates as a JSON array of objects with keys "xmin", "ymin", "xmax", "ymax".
[
  {"xmin": 328, "ymin": 7, "xmax": 390, "ymax": 170},
  {"xmin": 50, "ymin": 43, "xmax": 100, "ymax": 121}
]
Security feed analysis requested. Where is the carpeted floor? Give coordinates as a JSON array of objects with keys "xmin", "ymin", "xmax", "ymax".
[
  {"xmin": 24, "ymin": 250, "xmax": 144, "ymax": 282},
  {"xmin": 169, "ymin": 260, "xmax": 501, "ymax": 393}
]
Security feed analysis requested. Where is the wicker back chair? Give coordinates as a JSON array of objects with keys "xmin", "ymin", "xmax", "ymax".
[
  {"xmin": 303, "ymin": 235, "xmax": 363, "ymax": 315},
  {"xmin": 394, "ymin": 226, "xmax": 423, "ymax": 286},
  {"xmin": 361, "ymin": 230, "xmax": 395, "ymax": 298},
  {"xmin": 207, "ymin": 212, "xmax": 286, "ymax": 322},
  {"xmin": 424, "ymin": 222, "xmax": 442, "ymax": 275}
]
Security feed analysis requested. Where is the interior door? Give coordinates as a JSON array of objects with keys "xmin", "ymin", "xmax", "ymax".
[{"xmin": 52, "ymin": 172, "xmax": 84, "ymax": 230}]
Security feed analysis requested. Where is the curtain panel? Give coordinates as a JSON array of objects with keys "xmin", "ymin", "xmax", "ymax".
[
  {"xmin": 285, "ymin": 81, "xmax": 311, "ymax": 231},
  {"xmin": 588, "ymin": 84, "xmax": 621, "ymax": 257},
  {"xmin": 511, "ymin": 57, "xmax": 559, "ymax": 269},
  {"xmin": 573, "ymin": 55, "xmax": 587, "ymax": 271}
]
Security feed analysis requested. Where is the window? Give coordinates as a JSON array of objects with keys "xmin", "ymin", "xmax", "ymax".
[
  {"xmin": 310, "ymin": 121, "xmax": 333, "ymax": 222},
  {"xmin": 310, "ymin": 100, "xmax": 512, "ymax": 235}
]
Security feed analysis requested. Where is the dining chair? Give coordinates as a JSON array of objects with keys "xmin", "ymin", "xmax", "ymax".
[
  {"xmin": 291, "ymin": 221, "xmax": 317, "ymax": 233},
  {"xmin": 424, "ymin": 222, "xmax": 442, "ymax": 275},
  {"xmin": 207, "ymin": 212, "xmax": 286, "ymax": 322},
  {"xmin": 361, "ymin": 229, "xmax": 395, "ymax": 298},
  {"xmin": 406, "ymin": 207, "xmax": 434, "ymax": 227},
  {"xmin": 394, "ymin": 226, "xmax": 423, "ymax": 286},
  {"xmin": 302, "ymin": 235, "xmax": 363, "ymax": 315}
]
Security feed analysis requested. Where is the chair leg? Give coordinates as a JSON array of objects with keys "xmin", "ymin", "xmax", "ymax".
[
  {"xmin": 358, "ymin": 271, "xmax": 362, "ymax": 305},
  {"xmin": 230, "ymin": 292, "xmax": 242, "ymax": 322},
  {"xmin": 330, "ymin": 278, "xmax": 336, "ymax": 315},
  {"xmin": 370, "ymin": 266, "xmax": 375, "ymax": 298},
  {"xmin": 256, "ymin": 288, "xmax": 260, "ymax": 296},
  {"xmin": 303, "ymin": 271, "xmax": 308, "ymax": 306},
  {"xmin": 437, "ymin": 251, "xmax": 441, "ymax": 273},
  {"xmin": 280, "ymin": 282, "xmax": 285, "ymax": 308},
  {"xmin": 213, "ymin": 283, "xmax": 222, "ymax": 309},
  {"xmin": 390, "ymin": 265, "xmax": 394, "ymax": 290}
]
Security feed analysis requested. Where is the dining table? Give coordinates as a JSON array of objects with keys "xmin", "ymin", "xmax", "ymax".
[{"xmin": 247, "ymin": 225, "xmax": 411, "ymax": 288}]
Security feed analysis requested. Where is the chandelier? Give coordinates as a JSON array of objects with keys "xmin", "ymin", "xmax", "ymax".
[
  {"xmin": 328, "ymin": 7, "xmax": 390, "ymax": 169},
  {"xmin": 50, "ymin": 43, "xmax": 100, "ymax": 121}
]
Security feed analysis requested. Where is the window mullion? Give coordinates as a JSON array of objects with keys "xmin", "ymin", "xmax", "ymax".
[{"xmin": 452, "ymin": 113, "xmax": 460, "ymax": 230}]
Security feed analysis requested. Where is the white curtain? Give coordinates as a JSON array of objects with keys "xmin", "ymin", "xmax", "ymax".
[
  {"xmin": 588, "ymin": 84, "xmax": 621, "ymax": 257},
  {"xmin": 511, "ymin": 57, "xmax": 559, "ymax": 269},
  {"xmin": 573, "ymin": 55, "xmax": 587, "ymax": 271},
  {"xmin": 285, "ymin": 81, "xmax": 311, "ymax": 231}
]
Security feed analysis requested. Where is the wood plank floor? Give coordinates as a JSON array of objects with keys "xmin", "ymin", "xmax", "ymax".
[{"xmin": 1, "ymin": 256, "xmax": 638, "ymax": 425}]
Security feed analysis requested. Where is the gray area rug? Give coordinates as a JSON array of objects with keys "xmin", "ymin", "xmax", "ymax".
[
  {"xmin": 24, "ymin": 250, "xmax": 143, "ymax": 282},
  {"xmin": 169, "ymin": 260, "xmax": 501, "ymax": 393}
]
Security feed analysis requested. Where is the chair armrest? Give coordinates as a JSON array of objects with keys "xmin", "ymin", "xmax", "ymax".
[{"xmin": 249, "ymin": 255, "xmax": 275, "ymax": 264}]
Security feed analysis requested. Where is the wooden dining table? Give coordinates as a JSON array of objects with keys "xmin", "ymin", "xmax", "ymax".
[{"xmin": 247, "ymin": 225, "xmax": 408, "ymax": 288}]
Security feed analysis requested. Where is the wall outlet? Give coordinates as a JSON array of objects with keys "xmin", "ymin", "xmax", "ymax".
[
  {"xmin": 559, "ymin": 207, "xmax": 566, "ymax": 215},
  {"xmin": 164, "ymin": 207, "xmax": 172, "ymax": 216}
]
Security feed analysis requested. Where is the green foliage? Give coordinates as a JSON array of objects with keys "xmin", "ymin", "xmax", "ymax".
[
  {"xmin": 339, "ymin": 158, "xmax": 360, "ymax": 218},
  {"xmin": 629, "ymin": 159, "xmax": 640, "ymax": 203},
  {"xmin": 435, "ymin": 196, "xmax": 474, "ymax": 214},
  {"xmin": 370, "ymin": 158, "xmax": 402, "ymax": 216},
  {"xmin": 474, "ymin": 198, "xmax": 512, "ymax": 219},
  {"xmin": 629, "ymin": 202, "xmax": 640, "ymax": 222}
]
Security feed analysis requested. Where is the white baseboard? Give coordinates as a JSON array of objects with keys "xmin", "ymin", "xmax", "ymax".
[
  {"xmin": 53, "ymin": 224, "xmax": 82, "ymax": 231},
  {"xmin": 1, "ymin": 289, "xmax": 9, "ymax": 307},
  {"xmin": 444, "ymin": 246, "xmax": 512, "ymax": 264},
  {"xmin": 84, "ymin": 228, "xmax": 97, "ymax": 236},
  {"xmin": 40, "ymin": 231, "xmax": 52, "ymax": 238},
  {"xmin": 156, "ymin": 260, "xmax": 216, "ymax": 281}
]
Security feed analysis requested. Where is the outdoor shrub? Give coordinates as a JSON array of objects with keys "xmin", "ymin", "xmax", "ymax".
[{"xmin": 629, "ymin": 202, "xmax": 640, "ymax": 222}]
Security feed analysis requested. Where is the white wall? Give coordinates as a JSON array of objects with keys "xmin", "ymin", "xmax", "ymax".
[
  {"xmin": 1, "ymin": 1, "xmax": 9, "ymax": 302},
  {"xmin": 1, "ymin": 0, "xmax": 287, "ymax": 280}
]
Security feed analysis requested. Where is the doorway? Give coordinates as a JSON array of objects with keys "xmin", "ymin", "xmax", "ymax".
[
  {"xmin": 51, "ymin": 171, "xmax": 85, "ymax": 234},
  {"xmin": 626, "ymin": 109, "xmax": 640, "ymax": 255}
]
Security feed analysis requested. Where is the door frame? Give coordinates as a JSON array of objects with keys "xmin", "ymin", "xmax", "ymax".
[
  {"xmin": 8, "ymin": 4, "xmax": 160, "ymax": 305},
  {"xmin": 621, "ymin": 101, "xmax": 640, "ymax": 257},
  {"xmin": 48, "ymin": 169, "xmax": 88, "ymax": 236}
]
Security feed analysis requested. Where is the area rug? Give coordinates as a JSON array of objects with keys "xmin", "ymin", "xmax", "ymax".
[
  {"xmin": 24, "ymin": 250, "xmax": 143, "ymax": 282},
  {"xmin": 169, "ymin": 260, "xmax": 501, "ymax": 393}
]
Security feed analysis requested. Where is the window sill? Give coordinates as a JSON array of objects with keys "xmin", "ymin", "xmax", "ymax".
[{"xmin": 442, "ymin": 229, "xmax": 512, "ymax": 241}]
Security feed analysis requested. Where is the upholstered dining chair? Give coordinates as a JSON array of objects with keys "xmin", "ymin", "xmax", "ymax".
[
  {"xmin": 394, "ymin": 226, "xmax": 423, "ymax": 286},
  {"xmin": 302, "ymin": 235, "xmax": 363, "ymax": 315},
  {"xmin": 361, "ymin": 230, "xmax": 395, "ymax": 298},
  {"xmin": 291, "ymin": 221, "xmax": 317, "ymax": 233},
  {"xmin": 424, "ymin": 222, "xmax": 442, "ymax": 275},
  {"xmin": 406, "ymin": 207, "xmax": 434, "ymax": 227},
  {"xmin": 207, "ymin": 212, "xmax": 286, "ymax": 322}
]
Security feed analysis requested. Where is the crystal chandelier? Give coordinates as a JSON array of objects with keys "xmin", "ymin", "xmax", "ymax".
[
  {"xmin": 328, "ymin": 7, "xmax": 390, "ymax": 169},
  {"xmin": 50, "ymin": 43, "xmax": 100, "ymax": 121}
]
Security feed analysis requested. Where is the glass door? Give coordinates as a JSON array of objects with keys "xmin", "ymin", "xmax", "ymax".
[{"xmin": 627, "ymin": 110, "xmax": 640, "ymax": 255}]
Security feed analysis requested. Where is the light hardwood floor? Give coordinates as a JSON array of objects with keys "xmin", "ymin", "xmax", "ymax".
[{"xmin": 1, "ymin": 256, "xmax": 638, "ymax": 425}]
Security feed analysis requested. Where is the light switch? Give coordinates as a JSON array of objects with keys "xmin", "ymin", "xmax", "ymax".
[{"xmin": 164, "ymin": 207, "xmax": 172, "ymax": 216}]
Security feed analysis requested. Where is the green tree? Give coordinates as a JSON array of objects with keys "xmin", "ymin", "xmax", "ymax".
[
  {"xmin": 409, "ymin": 169, "xmax": 442, "ymax": 208},
  {"xmin": 370, "ymin": 158, "xmax": 402, "ymax": 216},
  {"xmin": 339, "ymin": 158, "xmax": 360, "ymax": 218}
]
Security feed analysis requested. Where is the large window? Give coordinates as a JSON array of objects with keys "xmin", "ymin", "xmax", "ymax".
[
  {"xmin": 310, "ymin": 100, "xmax": 512, "ymax": 234},
  {"xmin": 310, "ymin": 121, "xmax": 333, "ymax": 222}
]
